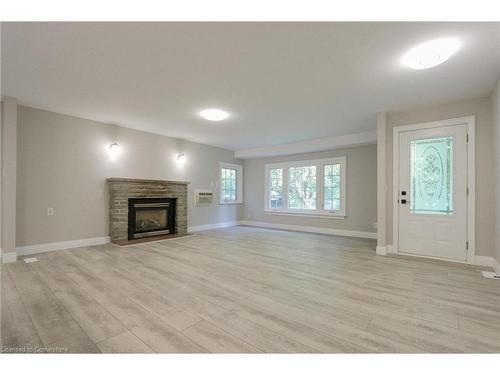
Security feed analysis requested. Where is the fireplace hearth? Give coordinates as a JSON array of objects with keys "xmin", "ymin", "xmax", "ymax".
[{"xmin": 128, "ymin": 198, "xmax": 176, "ymax": 240}]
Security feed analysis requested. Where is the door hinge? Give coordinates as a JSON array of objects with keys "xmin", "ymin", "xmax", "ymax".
[
  {"xmin": 467, "ymin": 133, "xmax": 469, "ymax": 142},
  {"xmin": 467, "ymin": 187, "xmax": 469, "ymax": 196},
  {"xmin": 466, "ymin": 241, "xmax": 469, "ymax": 250}
]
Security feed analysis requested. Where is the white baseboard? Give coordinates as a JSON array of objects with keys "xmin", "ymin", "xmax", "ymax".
[
  {"xmin": 188, "ymin": 221, "xmax": 241, "ymax": 233},
  {"xmin": 1, "ymin": 249, "xmax": 18, "ymax": 263},
  {"xmin": 383, "ymin": 249, "xmax": 499, "ymax": 272},
  {"xmin": 239, "ymin": 220, "xmax": 377, "ymax": 239},
  {"xmin": 475, "ymin": 255, "xmax": 500, "ymax": 273},
  {"xmin": 376, "ymin": 245, "xmax": 387, "ymax": 255},
  {"xmin": 16, "ymin": 236, "xmax": 110, "ymax": 257},
  {"xmin": 13, "ymin": 221, "xmax": 242, "ymax": 257}
]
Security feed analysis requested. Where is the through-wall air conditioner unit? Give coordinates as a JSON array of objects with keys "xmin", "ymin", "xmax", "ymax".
[{"xmin": 195, "ymin": 190, "xmax": 213, "ymax": 206}]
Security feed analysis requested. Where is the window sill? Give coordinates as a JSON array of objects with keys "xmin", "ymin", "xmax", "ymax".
[
  {"xmin": 219, "ymin": 201, "xmax": 243, "ymax": 205},
  {"xmin": 264, "ymin": 210, "xmax": 346, "ymax": 219}
]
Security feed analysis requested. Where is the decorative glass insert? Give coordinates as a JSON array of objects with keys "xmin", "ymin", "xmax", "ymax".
[
  {"xmin": 221, "ymin": 167, "xmax": 237, "ymax": 202},
  {"xmin": 269, "ymin": 168, "xmax": 283, "ymax": 209},
  {"xmin": 410, "ymin": 136, "xmax": 453, "ymax": 215},
  {"xmin": 324, "ymin": 164, "xmax": 341, "ymax": 211},
  {"xmin": 288, "ymin": 165, "xmax": 317, "ymax": 209}
]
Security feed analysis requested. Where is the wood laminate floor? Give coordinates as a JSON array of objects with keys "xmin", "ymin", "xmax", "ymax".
[{"xmin": 1, "ymin": 226, "xmax": 499, "ymax": 353}]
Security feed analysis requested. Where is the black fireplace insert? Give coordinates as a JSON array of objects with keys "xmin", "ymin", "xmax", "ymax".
[{"xmin": 128, "ymin": 198, "xmax": 176, "ymax": 240}]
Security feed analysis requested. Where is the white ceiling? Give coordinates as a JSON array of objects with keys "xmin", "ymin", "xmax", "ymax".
[{"xmin": 2, "ymin": 22, "xmax": 499, "ymax": 151}]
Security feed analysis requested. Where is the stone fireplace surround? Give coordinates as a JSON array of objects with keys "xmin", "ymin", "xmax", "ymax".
[{"xmin": 107, "ymin": 178, "xmax": 189, "ymax": 244}]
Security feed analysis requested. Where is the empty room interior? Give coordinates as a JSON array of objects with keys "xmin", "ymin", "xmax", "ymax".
[{"xmin": 2, "ymin": 21, "xmax": 500, "ymax": 354}]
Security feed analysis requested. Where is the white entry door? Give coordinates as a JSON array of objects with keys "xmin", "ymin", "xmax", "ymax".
[{"xmin": 398, "ymin": 124, "xmax": 468, "ymax": 261}]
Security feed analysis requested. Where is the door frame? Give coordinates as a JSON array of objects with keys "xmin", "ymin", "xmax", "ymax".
[{"xmin": 392, "ymin": 116, "xmax": 475, "ymax": 264}]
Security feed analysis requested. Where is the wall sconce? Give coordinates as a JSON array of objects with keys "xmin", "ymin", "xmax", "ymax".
[{"xmin": 109, "ymin": 142, "xmax": 120, "ymax": 155}]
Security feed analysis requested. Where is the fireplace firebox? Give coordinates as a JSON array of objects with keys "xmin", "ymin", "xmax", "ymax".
[{"xmin": 128, "ymin": 198, "xmax": 176, "ymax": 240}]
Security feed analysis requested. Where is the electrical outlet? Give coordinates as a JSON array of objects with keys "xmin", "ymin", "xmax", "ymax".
[{"xmin": 47, "ymin": 207, "xmax": 54, "ymax": 216}]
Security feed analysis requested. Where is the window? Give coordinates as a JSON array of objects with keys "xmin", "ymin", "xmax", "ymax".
[
  {"xmin": 264, "ymin": 157, "xmax": 346, "ymax": 217},
  {"xmin": 288, "ymin": 166, "xmax": 316, "ymax": 209},
  {"xmin": 269, "ymin": 168, "xmax": 283, "ymax": 209},
  {"xmin": 323, "ymin": 163, "xmax": 341, "ymax": 211},
  {"xmin": 219, "ymin": 162, "xmax": 243, "ymax": 204},
  {"xmin": 221, "ymin": 167, "xmax": 237, "ymax": 201}
]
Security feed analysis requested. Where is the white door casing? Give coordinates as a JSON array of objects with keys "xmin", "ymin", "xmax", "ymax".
[{"xmin": 392, "ymin": 116, "xmax": 475, "ymax": 264}]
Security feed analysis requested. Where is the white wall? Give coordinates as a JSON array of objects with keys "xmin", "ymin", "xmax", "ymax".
[
  {"xmin": 492, "ymin": 78, "xmax": 500, "ymax": 267},
  {"xmin": 243, "ymin": 145, "xmax": 377, "ymax": 236},
  {"xmin": 385, "ymin": 96, "xmax": 495, "ymax": 258},
  {"xmin": 16, "ymin": 105, "xmax": 243, "ymax": 247}
]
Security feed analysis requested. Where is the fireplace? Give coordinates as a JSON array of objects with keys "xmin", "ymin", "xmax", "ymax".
[
  {"xmin": 107, "ymin": 178, "xmax": 188, "ymax": 244},
  {"xmin": 128, "ymin": 198, "xmax": 176, "ymax": 240}
]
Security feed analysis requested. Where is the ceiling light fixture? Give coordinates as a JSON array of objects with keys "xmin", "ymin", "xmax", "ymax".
[
  {"xmin": 401, "ymin": 37, "xmax": 461, "ymax": 70},
  {"xmin": 199, "ymin": 108, "xmax": 229, "ymax": 122}
]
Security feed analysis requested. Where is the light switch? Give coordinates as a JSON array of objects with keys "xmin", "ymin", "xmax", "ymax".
[{"xmin": 47, "ymin": 207, "xmax": 54, "ymax": 216}]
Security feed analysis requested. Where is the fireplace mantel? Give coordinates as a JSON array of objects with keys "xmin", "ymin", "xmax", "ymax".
[
  {"xmin": 107, "ymin": 178, "xmax": 188, "ymax": 244},
  {"xmin": 106, "ymin": 177, "xmax": 190, "ymax": 185}
]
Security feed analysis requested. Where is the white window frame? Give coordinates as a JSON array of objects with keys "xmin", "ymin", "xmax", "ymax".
[
  {"xmin": 264, "ymin": 156, "xmax": 346, "ymax": 218},
  {"xmin": 219, "ymin": 162, "xmax": 243, "ymax": 205}
]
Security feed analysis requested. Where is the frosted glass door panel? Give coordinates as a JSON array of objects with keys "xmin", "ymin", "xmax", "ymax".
[{"xmin": 410, "ymin": 136, "xmax": 453, "ymax": 215}]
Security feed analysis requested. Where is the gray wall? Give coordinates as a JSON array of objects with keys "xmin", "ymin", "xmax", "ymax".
[
  {"xmin": 385, "ymin": 96, "xmax": 495, "ymax": 258},
  {"xmin": 243, "ymin": 145, "xmax": 377, "ymax": 234},
  {"xmin": 492, "ymin": 79, "xmax": 500, "ymax": 265},
  {"xmin": 16, "ymin": 105, "xmax": 243, "ymax": 247},
  {"xmin": 1, "ymin": 98, "xmax": 17, "ymax": 257}
]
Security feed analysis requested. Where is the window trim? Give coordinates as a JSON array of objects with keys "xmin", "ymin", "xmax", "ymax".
[
  {"xmin": 264, "ymin": 156, "xmax": 346, "ymax": 217},
  {"xmin": 219, "ymin": 162, "xmax": 243, "ymax": 205}
]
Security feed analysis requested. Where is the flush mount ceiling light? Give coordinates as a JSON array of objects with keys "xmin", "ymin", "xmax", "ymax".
[
  {"xmin": 199, "ymin": 108, "xmax": 229, "ymax": 122},
  {"xmin": 401, "ymin": 38, "xmax": 461, "ymax": 70}
]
